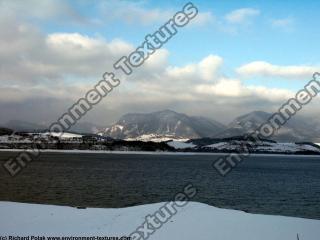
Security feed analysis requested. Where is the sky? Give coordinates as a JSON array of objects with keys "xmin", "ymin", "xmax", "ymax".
[{"xmin": 1, "ymin": 0, "xmax": 320, "ymax": 126}]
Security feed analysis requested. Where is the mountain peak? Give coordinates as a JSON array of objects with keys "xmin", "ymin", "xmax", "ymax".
[
  {"xmin": 103, "ymin": 110, "xmax": 225, "ymax": 139},
  {"xmin": 156, "ymin": 109, "xmax": 177, "ymax": 114},
  {"xmin": 237, "ymin": 110, "xmax": 270, "ymax": 119}
]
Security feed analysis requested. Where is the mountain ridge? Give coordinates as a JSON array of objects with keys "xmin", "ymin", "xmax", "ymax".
[
  {"xmin": 102, "ymin": 110, "xmax": 320, "ymax": 142},
  {"xmin": 103, "ymin": 109, "xmax": 226, "ymax": 140},
  {"xmin": 2, "ymin": 109, "xmax": 319, "ymax": 142}
]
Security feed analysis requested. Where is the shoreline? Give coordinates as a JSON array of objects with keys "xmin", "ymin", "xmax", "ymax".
[{"xmin": 0, "ymin": 149, "xmax": 320, "ymax": 157}]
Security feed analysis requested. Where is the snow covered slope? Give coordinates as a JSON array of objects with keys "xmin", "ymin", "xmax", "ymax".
[
  {"xmin": 0, "ymin": 201, "xmax": 319, "ymax": 239},
  {"xmin": 203, "ymin": 141, "xmax": 320, "ymax": 153},
  {"xmin": 125, "ymin": 134, "xmax": 190, "ymax": 142},
  {"xmin": 103, "ymin": 110, "xmax": 225, "ymax": 140},
  {"xmin": 220, "ymin": 111, "xmax": 319, "ymax": 142},
  {"xmin": 167, "ymin": 140, "xmax": 196, "ymax": 149},
  {"xmin": 43, "ymin": 132, "xmax": 83, "ymax": 139}
]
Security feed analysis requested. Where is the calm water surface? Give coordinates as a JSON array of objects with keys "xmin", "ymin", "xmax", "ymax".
[{"xmin": 0, "ymin": 152, "xmax": 319, "ymax": 219}]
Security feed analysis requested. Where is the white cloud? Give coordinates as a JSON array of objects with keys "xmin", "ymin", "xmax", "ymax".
[
  {"xmin": 198, "ymin": 55, "xmax": 224, "ymax": 81},
  {"xmin": 0, "ymin": 32, "xmax": 304, "ymax": 124},
  {"xmin": 0, "ymin": 4, "xmax": 312, "ymax": 125},
  {"xmin": 0, "ymin": 16, "xmax": 135, "ymax": 85},
  {"xmin": 143, "ymin": 49, "xmax": 170, "ymax": 72},
  {"xmin": 247, "ymin": 85, "xmax": 293, "ymax": 101},
  {"xmin": 189, "ymin": 12, "xmax": 215, "ymax": 26},
  {"xmin": 195, "ymin": 78, "xmax": 293, "ymax": 101},
  {"xmin": 47, "ymin": 33, "xmax": 133, "ymax": 57},
  {"xmin": 225, "ymin": 8, "xmax": 260, "ymax": 24},
  {"xmin": 195, "ymin": 79, "xmax": 249, "ymax": 97},
  {"xmin": 271, "ymin": 17, "xmax": 294, "ymax": 31},
  {"xmin": 166, "ymin": 55, "xmax": 223, "ymax": 81},
  {"xmin": 237, "ymin": 61, "xmax": 320, "ymax": 79},
  {"xmin": 128, "ymin": 54, "xmax": 294, "ymax": 107}
]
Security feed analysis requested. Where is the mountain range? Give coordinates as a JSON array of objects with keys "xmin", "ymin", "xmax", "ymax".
[
  {"xmin": 102, "ymin": 110, "xmax": 320, "ymax": 142},
  {"xmin": 103, "ymin": 110, "xmax": 225, "ymax": 140},
  {"xmin": 1, "ymin": 110, "xmax": 319, "ymax": 142},
  {"xmin": 216, "ymin": 111, "xmax": 319, "ymax": 142}
]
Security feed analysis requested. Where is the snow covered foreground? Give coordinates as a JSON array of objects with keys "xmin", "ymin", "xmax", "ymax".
[{"xmin": 1, "ymin": 202, "xmax": 320, "ymax": 240}]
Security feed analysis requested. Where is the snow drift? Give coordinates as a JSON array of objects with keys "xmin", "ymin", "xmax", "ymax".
[{"xmin": 1, "ymin": 201, "xmax": 319, "ymax": 240}]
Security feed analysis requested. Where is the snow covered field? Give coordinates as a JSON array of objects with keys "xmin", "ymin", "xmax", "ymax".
[
  {"xmin": 125, "ymin": 134, "xmax": 190, "ymax": 142},
  {"xmin": 166, "ymin": 139, "xmax": 320, "ymax": 154},
  {"xmin": 203, "ymin": 141, "xmax": 320, "ymax": 153},
  {"xmin": 44, "ymin": 132, "xmax": 83, "ymax": 139},
  {"xmin": 0, "ymin": 201, "xmax": 319, "ymax": 240},
  {"xmin": 167, "ymin": 140, "xmax": 196, "ymax": 149}
]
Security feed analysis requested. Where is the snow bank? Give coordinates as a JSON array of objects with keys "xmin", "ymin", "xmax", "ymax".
[
  {"xmin": 43, "ymin": 132, "xmax": 83, "ymax": 139},
  {"xmin": 125, "ymin": 134, "xmax": 190, "ymax": 143},
  {"xmin": 0, "ymin": 201, "xmax": 319, "ymax": 239},
  {"xmin": 256, "ymin": 142, "xmax": 320, "ymax": 152},
  {"xmin": 167, "ymin": 140, "xmax": 196, "ymax": 149},
  {"xmin": 204, "ymin": 141, "xmax": 320, "ymax": 153}
]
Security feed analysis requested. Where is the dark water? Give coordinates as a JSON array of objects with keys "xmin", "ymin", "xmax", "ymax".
[{"xmin": 0, "ymin": 152, "xmax": 320, "ymax": 219}]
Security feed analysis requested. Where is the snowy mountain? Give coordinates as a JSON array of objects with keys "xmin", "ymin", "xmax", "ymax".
[
  {"xmin": 217, "ymin": 111, "xmax": 320, "ymax": 142},
  {"xmin": 101, "ymin": 109, "xmax": 320, "ymax": 142},
  {"xmin": 3, "ymin": 110, "xmax": 319, "ymax": 142},
  {"xmin": 102, "ymin": 110, "xmax": 226, "ymax": 140}
]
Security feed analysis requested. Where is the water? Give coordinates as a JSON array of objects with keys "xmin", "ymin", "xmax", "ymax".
[{"xmin": 0, "ymin": 152, "xmax": 319, "ymax": 219}]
